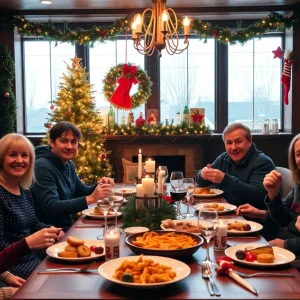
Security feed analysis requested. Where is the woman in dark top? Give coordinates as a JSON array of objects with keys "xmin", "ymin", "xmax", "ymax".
[{"xmin": 0, "ymin": 133, "xmax": 64, "ymax": 279}]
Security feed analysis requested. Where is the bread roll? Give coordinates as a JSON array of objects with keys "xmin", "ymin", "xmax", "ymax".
[
  {"xmin": 256, "ymin": 253, "xmax": 274, "ymax": 263},
  {"xmin": 67, "ymin": 236, "xmax": 84, "ymax": 247}
]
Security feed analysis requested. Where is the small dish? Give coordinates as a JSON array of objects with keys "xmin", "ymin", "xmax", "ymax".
[{"xmin": 124, "ymin": 226, "xmax": 149, "ymax": 237}]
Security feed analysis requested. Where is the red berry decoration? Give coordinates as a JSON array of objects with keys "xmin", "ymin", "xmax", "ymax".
[
  {"xmin": 4, "ymin": 92, "xmax": 9, "ymax": 97},
  {"xmin": 212, "ymin": 29, "xmax": 217, "ymax": 37},
  {"xmin": 90, "ymin": 245, "xmax": 96, "ymax": 252},
  {"xmin": 94, "ymin": 246, "xmax": 104, "ymax": 254},
  {"xmin": 50, "ymin": 105, "xmax": 55, "ymax": 110},
  {"xmin": 66, "ymin": 111, "xmax": 71, "ymax": 115},
  {"xmin": 99, "ymin": 153, "xmax": 106, "ymax": 160}
]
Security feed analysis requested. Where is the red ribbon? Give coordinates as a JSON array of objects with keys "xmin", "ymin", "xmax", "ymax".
[
  {"xmin": 191, "ymin": 114, "xmax": 204, "ymax": 123},
  {"xmin": 110, "ymin": 64, "xmax": 138, "ymax": 109}
]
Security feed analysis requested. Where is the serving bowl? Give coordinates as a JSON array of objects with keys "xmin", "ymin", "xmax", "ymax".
[
  {"xmin": 124, "ymin": 226, "xmax": 149, "ymax": 237},
  {"xmin": 125, "ymin": 230, "xmax": 204, "ymax": 258}
]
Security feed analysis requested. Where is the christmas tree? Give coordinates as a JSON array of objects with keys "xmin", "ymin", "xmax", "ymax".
[
  {"xmin": 0, "ymin": 44, "xmax": 17, "ymax": 137},
  {"xmin": 43, "ymin": 56, "xmax": 112, "ymax": 184}
]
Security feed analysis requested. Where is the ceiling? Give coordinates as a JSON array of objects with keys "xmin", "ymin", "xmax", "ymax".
[{"xmin": 0, "ymin": 0, "xmax": 299, "ymax": 22}]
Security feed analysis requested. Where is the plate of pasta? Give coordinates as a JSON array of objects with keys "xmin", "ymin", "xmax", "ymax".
[
  {"xmin": 125, "ymin": 230, "xmax": 204, "ymax": 258},
  {"xmin": 98, "ymin": 255, "xmax": 191, "ymax": 288}
]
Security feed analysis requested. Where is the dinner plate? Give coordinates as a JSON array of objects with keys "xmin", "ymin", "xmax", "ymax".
[
  {"xmin": 226, "ymin": 219, "xmax": 263, "ymax": 235},
  {"xmin": 46, "ymin": 240, "xmax": 105, "ymax": 262},
  {"xmin": 225, "ymin": 244, "xmax": 295, "ymax": 267},
  {"xmin": 193, "ymin": 203, "xmax": 237, "ymax": 215},
  {"xmin": 160, "ymin": 219, "xmax": 200, "ymax": 234},
  {"xmin": 98, "ymin": 255, "xmax": 191, "ymax": 288},
  {"xmin": 82, "ymin": 208, "xmax": 122, "ymax": 219},
  {"xmin": 194, "ymin": 188, "xmax": 223, "ymax": 198},
  {"xmin": 116, "ymin": 188, "xmax": 136, "ymax": 196}
]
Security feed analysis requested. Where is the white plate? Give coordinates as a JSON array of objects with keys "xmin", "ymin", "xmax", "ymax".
[
  {"xmin": 194, "ymin": 188, "xmax": 223, "ymax": 198},
  {"xmin": 193, "ymin": 203, "xmax": 237, "ymax": 215},
  {"xmin": 98, "ymin": 255, "xmax": 190, "ymax": 288},
  {"xmin": 46, "ymin": 240, "xmax": 105, "ymax": 262},
  {"xmin": 226, "ymin": 219, "xmax": 263, "ymax": 235},
  {"xmin": 116, "ymin": 188, "xmax": 136, "ymax": 196},
  {"xmin": 225, "ymin": 244, "xmax": 295, "ymax": 267},
  {"xmin": 82, "ymin": 208, "xmax": 122, "ymax": 219},
  {"xmin": 160, "ymin": 219, "xmax": 200, "ymax": 234}
]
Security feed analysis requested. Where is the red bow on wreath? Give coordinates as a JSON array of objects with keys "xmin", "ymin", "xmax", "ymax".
[{"xmin": 110, "ymin": 64, "xmax": 138, "ymax": 109}]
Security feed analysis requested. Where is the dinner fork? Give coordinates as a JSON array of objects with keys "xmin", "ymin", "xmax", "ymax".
[
  {"xmin": 38, "ymin": 261, "xmax": 96, "ymax": 274},
  {"xmin": 233, "ymin": 270, "xmax": 296, "ymax": 278},
  {"xmin": 202, "ymin": 263, "xmax": 221, "ymax": 296},
  {"xmin": 202, "ymin": 263, "xmax": 214, "ymax": 296}
]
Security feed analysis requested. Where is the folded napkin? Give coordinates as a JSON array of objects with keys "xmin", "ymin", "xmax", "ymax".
[{"xmin": 216, "ymin": 257, "xmax": 258, "ymax": 294}]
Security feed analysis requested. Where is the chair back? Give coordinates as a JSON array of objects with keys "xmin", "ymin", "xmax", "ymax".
[{"xmin": 275, "ymin": 166, "xmax": 293, "ymax": 198}]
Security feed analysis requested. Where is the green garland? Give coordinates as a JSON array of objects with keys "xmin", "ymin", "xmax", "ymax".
[
  {"xmin": 122, "ymin": 196, "xmax": 176, "ymax": 230},
  {"xmin": 99, "ymin": 121, "xmax": 212, "ymax": 136},
  {"xmin": 103, "ymin": 63, "xmax": 152, "ymax": 109},
  {"xmin": 12, "ymin": 12, "xmax": 300, "ymax": 46}
]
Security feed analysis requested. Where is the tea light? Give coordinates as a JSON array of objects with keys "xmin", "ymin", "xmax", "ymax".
[
  {"xmin": 136, "ymin": 184, "xmax": 143, "ymax": 197},
  {"xmin": 145, "ymin": 159, "xmax": 155, "ymax": 173}
]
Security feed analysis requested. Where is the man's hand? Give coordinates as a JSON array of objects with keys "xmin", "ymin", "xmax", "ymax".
[
  {"xmin": 201, "ymin": 164, "xmax": 224, "ymax": 183},
  {"xmin": 98, "ymin": 177, "xmax": 115, "ymax": 186},
  {"xmin": 236, "ymin": 203, "xmax": 267, "ymax": 221},
  {"xmin": 269, "ymin": 238, "xmax": 285, "ymax": 248},
  {"xmin": 86, "ymin": 183, "xmax": 112, "ymax": 205}
]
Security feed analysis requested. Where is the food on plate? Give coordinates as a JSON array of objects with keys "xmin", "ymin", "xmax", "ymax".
[
  {"xmin": 58, "ymin": 236, "xmax": 93, "ymax": 258},
  {"xmin": 195, "ymin": 187, "xmax": 216, "ymax": 195},
  {"xmin": 234, "ymin": 246, "xmax": 275, "ymax": 263},
  {"xmin": 93, "ymin": 206, "xmax": 114, "ymax": 215},
  {"xmin": 161, "ymin": 219, "xmax": 199, "ymax": 234},
  {"xmin": 131, "ymin": 231, "xmax": 197, "ymax": 250},
  {"xmin": 203, "ymin": 203, "xmax": 224, "ymax": 211},
  {"xmin": 228, "ymin": 221, "xmax": 251, "ymax": 231},
  {"xmin": 77, "ymin": 245, "xmax": 92, "ymax": 257},
  {"xmin": 57, "ymin": 251, "xmax": 78, "ymax": 258},
  {"xmin": 113, "ymin": 254, "xmax": 177, "ymax": 283},
  {"xmin": 67, "ymin": 236, "xmax": 84, "ymax": 247}
]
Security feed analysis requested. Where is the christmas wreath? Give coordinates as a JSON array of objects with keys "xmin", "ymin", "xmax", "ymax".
[{"xmin": 103, "ymin": 63, "xmax": 152, "ymax": 110}]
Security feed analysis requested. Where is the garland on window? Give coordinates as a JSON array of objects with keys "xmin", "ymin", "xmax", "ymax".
[
  {"xmin": 99, "ymin": 122, "xmax": 212, "ymax": 136},
  {"xmin": 12, "ymin": 12, "xmax": 300, "ymax": 46},
  {"xmin": 103, "ymin": 63, "xmax": 152, "ymax": 109}
]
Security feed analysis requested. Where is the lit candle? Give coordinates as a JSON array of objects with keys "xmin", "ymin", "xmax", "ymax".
[
  {"xmin": 157, "ymin": 169, "xmax": 165, "ymax": 193},
  {"xmin": 145, "ymin": 159, "xmax": 155, "ymax": 173},
  {"xmin": 131, "ymin": 22, "xmax": 137, "ymax": 39},
  {"xmin": 138, "ymin": 149, "xmax": 142, "ymax": 179},
  {"xmin": 183, "ymin": 16, "xmax": 190, "ymax": 36},
  {"xmin": 136, "ymin": 184, "xmax": 143, "ymax": 197},
  {"xmin": 135, "ymin": 14, "xmax": 142, "ymax": 33},
  {"xmin": 162, "ymin": 10, "xmax": 168, "ymax": 31},
  {"xmin": 104, "ymin": 229, "xmax": 120, "ymax": 261},
  {"xmin": 142, "ymin": 176, "xmax": 155, "ymax": 197}
]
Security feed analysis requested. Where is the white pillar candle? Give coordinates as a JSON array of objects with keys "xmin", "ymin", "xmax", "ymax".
[
  {"xmin": 138, "ymin": 149, "xmax": 142, "ymax": 179},
  {"xmin": 142, "ymin": 176, "xmax": 155, "ymax": 197},
  {"xmin": 104, "ymin": 229, "xmax": 120, "ymax": 261},
  {"xmin": 157, "ymin": 170, "xmax": 165, "ymax": 193},
  {"xmin": 136, "ymin": 184, "xmax": 143, "ymax": 197},
  {"xmin": 214, "ymin": 220, "xmax": 227, "ymax": 251},
  {"xmin": 145, "ymin": 159, "xmax": 155, "ymax": 173}
]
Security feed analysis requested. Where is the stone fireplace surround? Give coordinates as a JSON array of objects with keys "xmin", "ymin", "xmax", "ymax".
[{"xmin": 104, "ymin": 135, "xmax": 208, "ymax": 183}]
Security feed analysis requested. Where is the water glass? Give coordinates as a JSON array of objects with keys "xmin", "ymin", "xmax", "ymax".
[{"xmin": 96, "ymin": 199, "xmax": 111, "ymax": 240}]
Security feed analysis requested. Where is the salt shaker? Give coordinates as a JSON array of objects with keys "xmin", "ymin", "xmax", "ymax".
[
  {"xmin": 271, "ymin": 119, "xmax": 279, "ymax": 133},
  {"xmin": 263, "ymin": 119, "xmax": 270, "ymax": 134}
]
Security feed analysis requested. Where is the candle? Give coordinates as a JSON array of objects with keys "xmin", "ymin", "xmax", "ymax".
[
  {"xmin": 214, "ymin": 220, "xmax": 227, "ymax": 251},
  {"xmin": 142, "ymin": 176, "xmax": 155, "ymax": 197},
  {"xmin": 131, "ymin": 22, "xmax": 137, "ymax": 39},
  {"xmin": 145, "ymin": 159, "xmax": 155, "ymax": 173},
  {"xmin": 138, "ymin": 149, "xmax": 142, "ymax": 179},
  {"xmin": 162, "ymin": 10, "xmax": 168, "ymax": 31},
  {"xmin": 135, "ymin": 14, "xmax": 142, "ymax": 33},
  {"xmin": 104, "ymin": 229, "xmax": 120, "ymax": 261},
  {"xmin": 136, "ymin": 184, "xmax": 143, "ymax": 197},
  {"xmin": 157, "ymin": 170, "xmax": 165, "ymax": 193},
  {"xmin": 183, "ymin": 16, "xmax": 190, "ymax": 36}
]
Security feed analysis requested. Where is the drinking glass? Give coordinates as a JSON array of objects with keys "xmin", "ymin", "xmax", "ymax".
[
  {"xmin": 182, "ymin": 178, "xmax": 195, "ymax": 218},
  {"xmin": 170, "ymin": 171, "xmax": 185, "ymax": 219},
  {"xmin": 111, "ymin": 193, "xmax": 124, "ymax": 232},
  {"xmin": 96, "ymin": 199, "xmax": 111, "ymax": 240},
  {"xmin": 198, "ymin": 208, "xmax": 218, "ymax": 266}
]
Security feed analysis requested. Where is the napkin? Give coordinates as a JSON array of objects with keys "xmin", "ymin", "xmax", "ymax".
[{"xmin": 216, "ymin": 257, "xmax": 258, "ymax": 294}]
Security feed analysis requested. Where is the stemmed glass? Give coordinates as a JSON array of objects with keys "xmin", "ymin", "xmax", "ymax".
[
  {"xmin": 111, "ymin": 188, "xmax": 124, "ymax": 232},
  {"xmin": 170, "ymin": 171, "xmax": 185, "ymax": 219},
  {"xmin": 198, "ymin": 208, "xmax": 219, "ymax": 266},
  {"xmin": 182, "ymin": 178, "xmax": 195, "ymax": 218},
  {"xmin": 96, "ymin": 198, "xmax": 111, "ymax": 240}
]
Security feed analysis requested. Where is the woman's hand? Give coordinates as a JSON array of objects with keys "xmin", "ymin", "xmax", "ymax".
[
  {"xmin": 295, "ymin": 215, "xmax": 300, "ymax": 232},
  {"xmin": 236, "ymin": 203, "xmax": 267, "ymax": 221},
  {"xmin": 263, "ymin": 170, "xmax": 282, "ymax": 200},
  {"xmin": 6, "ymin": 275, "xmax": 25, "ymax": 287},
  {"xmin": 25, "ymin": 227, "xmax": 62, "ymax": 250},
  {"xmin": 98, "ymin": 177, "xmax": 115, "ymax": 186},
  {"xmin": 86, "ymin": 183, "xmax": 112, "ymax": 205}
]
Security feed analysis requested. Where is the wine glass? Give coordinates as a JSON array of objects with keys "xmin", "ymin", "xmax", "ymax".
[
  {"xmin": 198, "ymin": 208, "xmax": 218, "ymax": 266},
  {"xmin": 96, "ymin": 199, "xmax": 111, "ymax": 240},
  {"xmin": 111, "ymin": 189, "xmax": 124, "ymax": 232},
  {"xmin": 182, "ymin": 178, "xmax": 195, "ymax": 218},
  {"xmin": 170, "ymin": 171, "xmax": 185, "ymax": 219}
]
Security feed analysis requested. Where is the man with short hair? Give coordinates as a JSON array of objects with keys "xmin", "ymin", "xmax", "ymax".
[
  {"xmin": 31, "ymin": 121, "xmax": 113, "ymax": 231},
  {"xmin": 196, "ymin": 122, "xmax": 276, "ymax": 209}
]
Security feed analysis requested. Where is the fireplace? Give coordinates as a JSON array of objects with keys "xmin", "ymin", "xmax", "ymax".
[{"xmin": 132, "ymin": 155, "xmax": 185, "ymax": 182}]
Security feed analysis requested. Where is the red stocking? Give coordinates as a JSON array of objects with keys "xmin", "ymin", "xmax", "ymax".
[{"xmin": 281, "ymin": 59, "xmax": 293, "ymax": 105}]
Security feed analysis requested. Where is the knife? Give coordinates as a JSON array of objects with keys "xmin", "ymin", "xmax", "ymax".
[{"xmin": 38, "ymin": 269, "xmax": 99, "ymax": 274}]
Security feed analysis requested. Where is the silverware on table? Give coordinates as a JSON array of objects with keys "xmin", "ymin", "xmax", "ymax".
[
  {"xmin": 205, "ymin": 264, "xmax": 221, "ymax": 296},
  {"xmin": 227, "ymin": 236, "xmax": 259, "ymax": 239},
  {"xmin": 201, "ymin": 263, "xmax": 215, "ymax": 296},
  {"xmin": 233, "ymin": 271, "xmax": 296, "ymax": 278},
  {"xmin": 38, "ymin": 261, "xmax": 98, "ymax": 274},
  {"xmin": 75, "ymin": 223, "xmax": 113, "ymax": 228},
  {"xmin": 245, "ymin": 243, "xmax": 277, "ymax": 251}
]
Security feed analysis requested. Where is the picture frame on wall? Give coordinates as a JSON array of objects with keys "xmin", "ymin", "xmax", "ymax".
[
  {"xmin": 146, "ymin": 109, "xmax": 158, "ymax": 125},
  {"xmin": 190, "ymin": 108, "xmax": 205, "ymax": 124}
]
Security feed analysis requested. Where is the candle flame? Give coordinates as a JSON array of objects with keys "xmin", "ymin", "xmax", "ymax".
[{"xmin": 139, "ymin": 149, "xmax": 141, "ymax": 153}]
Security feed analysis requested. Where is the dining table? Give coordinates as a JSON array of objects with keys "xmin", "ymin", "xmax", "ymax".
[{"xmin": 12, "ymin": 187, "xmax": 300, "ymax": 300}]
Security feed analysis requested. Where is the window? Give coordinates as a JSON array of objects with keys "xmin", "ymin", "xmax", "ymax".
[
  {"xmin": 23, "ymin": 40, "xmax": 75, "ymax": 133},
  {"xmin": 228, "ymin": 36, "xmax": 282, "ymax": 129},
  {"xmin": 89, "ymin": 40, "xmax": 145, "ymax": 124},
  {"xmin": 160, "ymin": 38, "xmax": 215, "ymax": 129}
]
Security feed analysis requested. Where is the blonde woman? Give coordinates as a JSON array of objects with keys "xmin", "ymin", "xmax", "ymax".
[{"xmin": 0, "ymin": 133, "xmax": 64, "ymax": 282}]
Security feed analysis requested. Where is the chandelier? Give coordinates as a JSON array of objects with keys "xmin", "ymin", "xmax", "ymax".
[{"xmin": 131, "ymin": 0, "xmax": 190, "ymax": 57}]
